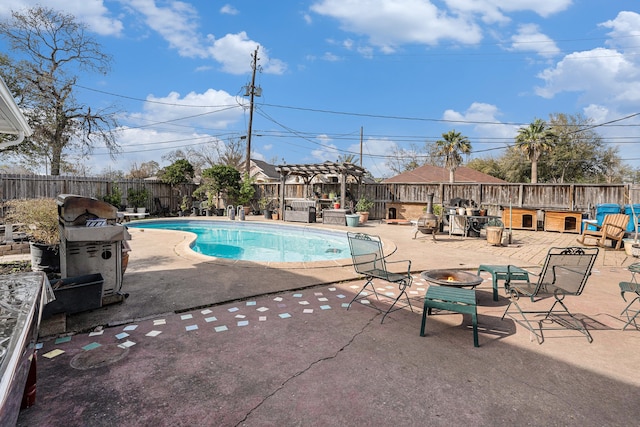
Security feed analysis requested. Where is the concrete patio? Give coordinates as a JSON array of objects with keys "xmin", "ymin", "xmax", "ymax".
[{"xmin": 13, "ymin": 217, "xmax": 640, "ymax": 426}]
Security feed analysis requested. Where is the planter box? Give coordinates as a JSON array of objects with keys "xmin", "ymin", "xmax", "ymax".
[{"xmin": 42, "ymin": 273, "xmax": 104, "ymax": 318}]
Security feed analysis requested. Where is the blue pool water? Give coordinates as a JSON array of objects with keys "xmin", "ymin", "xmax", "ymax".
[{"xmin": 127, "ymin": 220, "xmax": 351, "ymax": 262}]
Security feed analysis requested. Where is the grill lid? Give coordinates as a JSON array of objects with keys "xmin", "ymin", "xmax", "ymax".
[{"xmin": 57, "ymin": 194, "xmax": 118, "ymax": 224}]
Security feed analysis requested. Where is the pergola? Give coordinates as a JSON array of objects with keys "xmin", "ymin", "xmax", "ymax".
[{"xmin": 275, "ymin": 161, "xmax": 367, "ymax": 211}]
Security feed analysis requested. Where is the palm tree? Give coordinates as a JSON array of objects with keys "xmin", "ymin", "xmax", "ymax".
[
  {"xmin": 435, "ymin": 130, "xmax": 471, "ymax": 183},
  {"xmin": 515, "ymin": 119, "xmax": 556, "ymax": 184}
]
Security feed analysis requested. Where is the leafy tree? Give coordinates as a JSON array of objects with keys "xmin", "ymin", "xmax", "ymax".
[
  {"xmin": 466, "ymin": 157, "xmax": 505, "ymax": 180},
  {"xmin": 197, "ymin": 164, "xmax": 241, "ymax": 207},
  {"xmin": 515, "ymin": 119, "xmax": 556, "ymax": 183},
  {"xmin": 337, "ymin": 153, "xmax": 358, "ymax": 164},
  {"xmin": 435, "ymin": 130, "xmax": 471, "ymax": 183},
  {"xmin": 0, "ymin": 6, "xmax": 119, "ymax": 175},
  {"xmin": 158, "ymin": 159, "xmax": 194, "ymax": 186}
]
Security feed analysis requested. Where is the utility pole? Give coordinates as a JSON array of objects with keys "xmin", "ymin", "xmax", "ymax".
[
  {"xmin": 245, "ymin": 46, "xmax": 260, "ymax": 176},
  {"xmin": 360, "ymin": 126, "xmax": 363, "ymax": 168}
]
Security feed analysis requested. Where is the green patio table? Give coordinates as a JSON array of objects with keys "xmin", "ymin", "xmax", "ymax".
[{"xmin": 477, "ymin": 264, "xmax": 530, "ymax": 301}]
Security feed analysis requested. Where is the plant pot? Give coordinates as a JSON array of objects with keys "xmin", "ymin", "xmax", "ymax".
[
  {"xmin": 358, "ymin": 212, "xmax": 369, "ymax": 224},
  {"xmin": 29, "ymin": 242, "xmax": 60, "ymax": 274},
  {"xmin": 346, "ymin": 214, "xmax": 360, "ymax": 227},
  {"xmin": 486, "ymin": 226, "xmax": 503, "ymax": 246},
  {"xmin": 125, "ymin": 207, "xmax": 135, "ymax": 213},
  {"xmin": 264, "ymin": 209, "xmax": 272, "ymax": 219},
  {"xmin": 623, "ymin": 239, "xmax": 640, "ymax": 257},
  {"xmin": 334, "ymin": 203, "xmax": 341, "ymax": 209},
  {"xmin": 479, "ymin": 209, "xmax": 487, "ymax": 216},
  {"xmin": 136, "ymin": 207, "xmax": 146, "ymax": 213}
]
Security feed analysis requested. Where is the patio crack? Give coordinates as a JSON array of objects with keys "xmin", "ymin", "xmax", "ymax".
[{"xmin": 234, "ymin": 313, "xmax": 378, "ymax": 426}]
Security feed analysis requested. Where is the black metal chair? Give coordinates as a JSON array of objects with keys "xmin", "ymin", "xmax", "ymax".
[
  {"xmin": 501, "ymin": 247, "xmax": 599, "ymax": 344},
  {"xmin": 346, "ymin": 232, "xmax": 413, "ymax": 323},
  {"xmin": 154, "ymin": 197, "xmax": 170, "ymax": 216},
  {"xmin": 619, "ymin": 262, "xmax": 640, "ymax": 330}
]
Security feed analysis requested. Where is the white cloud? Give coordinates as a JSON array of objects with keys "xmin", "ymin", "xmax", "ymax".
[
  {"xmin": 443, "ymin": 103, "xmax": 518, "ymax": 157},
  {"xmin": 535, "ymin": 48, "xmax": 639, "ymax": 105},
  {"xmin": 354, "ymin": 137, "xmax": 397, "ymax": 178},
  {"xmin": 126, "ymin": 0, "xmax": 206, "ymax": 58},
  {"xmin": 535, "ymin": 11, "xmax": 640, "ymax": 108},
  {"xmin": 446, "ymin": 0, "xmax": 572, "ymax": 21},
  {"xmin": 208, "ymin": 33, "xmax": 287, "ymax": 75},
  {"xmin": 310, "ymin": 0, "xmax": 572, "ymax": 53},
  {"xmin": 600, "ymin": 11, "xmax": 640, "ymax": 51},
  {"xmin": 1, "ymin": 0, "xmax": 124, "ymax": 36},
  {"xmin": 135, "ymin": 88, "xmax": 244, "ymax": 129},
  {"xmin": 125, "ymin": 1, "xmax": 286, "ymax": 74},
  {"xmin": 220, "ymin": 4, "xmax": 239, "ymax": 15},
  {"xmin": 509, "ymin": 23, "xmax": 560, "ymax": 58},
  {"xmin": 310, "ymin": 0, "xmax": 483, "ymax": 52}
]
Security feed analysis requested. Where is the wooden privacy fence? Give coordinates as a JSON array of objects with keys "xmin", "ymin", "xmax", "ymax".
[
  {"xmin": 257, "ymin": 182, "xmax": 637, "ymax": 221},
  {"xmin": 0, "ymin": 174, "xmax": 196, "ymax": 214},
  {"xmin": 1, "ymin": 174, "xmax": 638, "ymax": 221}
]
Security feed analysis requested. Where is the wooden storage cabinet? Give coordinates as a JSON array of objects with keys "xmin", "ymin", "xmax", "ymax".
[
  {"xmin": 544, "ymin": 210, "xmax": 582, "ymax": 233},
  {"xmin": 502, "ymin": 208, "xmax": 537, "ymax": 231}
]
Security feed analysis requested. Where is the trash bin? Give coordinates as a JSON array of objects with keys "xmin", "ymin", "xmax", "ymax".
[
  {"xmin": 623, "ymin": 204, "xmax": 640, "ymax": 232},
  {"xmin": 594, "ymin": 204, "xmax": 621, "ymax": 230}
]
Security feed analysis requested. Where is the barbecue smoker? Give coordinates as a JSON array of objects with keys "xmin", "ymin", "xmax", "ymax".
[
  {"xmin": 413, "ymin": 193, "xmax": 440, "ymax": 240},
  {"xmin": 57, "ymin": 195, "xmax": 130, "ymax": 306}
]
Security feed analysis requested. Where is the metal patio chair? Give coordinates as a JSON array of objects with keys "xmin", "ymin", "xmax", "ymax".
[
  {"xmin": 619, "ymin": 262, "xmax": 640, "ymax": 330},
  {"xmin": 346, "ymin": 232, "xmax": 413, "ymax": 323},
  {"xmin": 501, "ymin": 246, "xmax": 599, "ymax": 344}
]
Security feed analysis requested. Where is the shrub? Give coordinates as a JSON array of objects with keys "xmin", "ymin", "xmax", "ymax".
[{"xmin": 5, "ymin": 198, "xmax": 59, "ymax": 245}]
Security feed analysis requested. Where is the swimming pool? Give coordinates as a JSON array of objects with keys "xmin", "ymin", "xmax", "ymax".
[{"xmin": 127, "ymin": 220, "xmax": 351, "ymax": 263}]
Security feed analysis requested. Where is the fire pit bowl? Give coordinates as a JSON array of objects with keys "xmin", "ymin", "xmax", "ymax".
[{"xmin": 421, "ymin": 269, "xmax": 483, "ymax": 288}]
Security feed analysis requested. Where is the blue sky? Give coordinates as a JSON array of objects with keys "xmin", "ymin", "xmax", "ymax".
[{"xmin": 2, "ymin": 0, "xmax": 640, "ymax": 178}]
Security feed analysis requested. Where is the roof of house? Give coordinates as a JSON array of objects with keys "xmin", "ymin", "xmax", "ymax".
[
  {"xmin": 383, "ymin": 164, "xmax": 506, "ymax": 183},
  {"xmin": 0, "ymin": 76, "xmax": 32, "ymax": 149},
  {"xmin": 250, "ymin": 159, "xmax": 280, "ymax": 180}
]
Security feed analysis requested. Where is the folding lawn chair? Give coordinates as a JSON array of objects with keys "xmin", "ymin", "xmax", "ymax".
[
  {"xmin": 346, "ymin": 232, "xmax": 413, "ymax": 323},
  {"xmin": 501, "ymin": 246, "xmax": 599, "ymax": 344}
]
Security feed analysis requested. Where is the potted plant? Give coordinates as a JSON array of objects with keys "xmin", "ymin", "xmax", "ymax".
[
  {"xmin": 101, "ymin": 183, "xmax": 123, "ymax": 210},
  {"xmin": 237, "ymin": 173, "xmax": 256, "ymax": 215},
  {"xmin": 258, "ymin": 197, "xmax": 272, "ymax": 219},
  {"xmin": 128, "ymin": 187, "xmax": 150, "ymax": 213},
  {"xmin": 5, "ymin": 198, "xmax": 60, "ymax": 274},
  {"xmin": 179, "ymin": 195, "xmax": 192, "ymax": 216},
  {"xmin": 355, "ymin": 195, "xmax": 374, "ymax": 223}
]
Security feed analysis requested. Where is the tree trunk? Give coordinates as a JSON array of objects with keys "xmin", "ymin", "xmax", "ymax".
[
  {"xmin": 449, "ymin": 168, "xmax": 455, "ymax": 183},
  {"xmin": 531, "ymin": 160, "xmax": 538, "ymax": 184}
]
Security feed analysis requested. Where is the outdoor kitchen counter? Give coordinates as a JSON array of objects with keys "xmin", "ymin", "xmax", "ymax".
[{"xmin": 0, "ymin": 272, "xmax": 53, "ymax": 426}]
